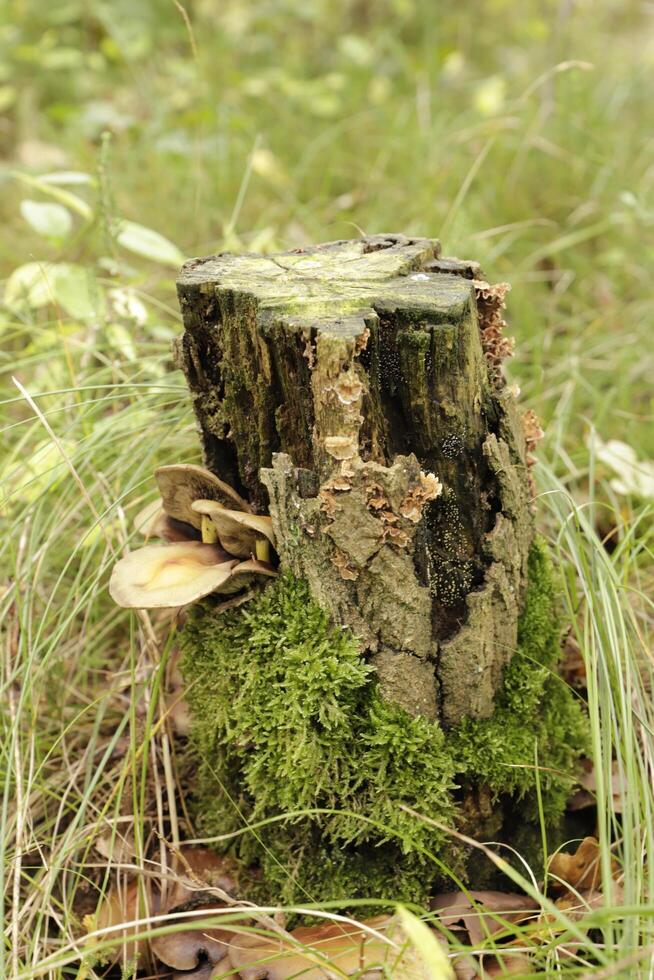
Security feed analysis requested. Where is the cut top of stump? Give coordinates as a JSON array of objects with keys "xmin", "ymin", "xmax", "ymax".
[
  {"xmin": 176, "ymin": 234, "xmax": 491, "ymax": 493},
  {"xmin": 178, "ymin": 234, "xmax": 479, "ymax": 337}
]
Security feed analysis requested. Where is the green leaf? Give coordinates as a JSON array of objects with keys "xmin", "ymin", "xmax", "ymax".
[
  {"xmin": 4, "ymin": 262, "xmax": 54, "ymax": 311},
  {"xmin": 4, "ymin": 262, "xmax": 103, "ymax": 320},
  {"xmin": 39, "ymin": 171, "xmax": 95, "ymax": 186},
  {"xmin": 106, "ymin": 322, "xmax": 137, "ymax": 361},
  {"xmin": 10, "ymin": 171, "xmax": 94, "ymax": 220},
  {"xmin": 20, "ymin": 199, "xmax": 73, "ymax": 240},
  {"xmin": 50, "ymin": 263, "xmax": 104, "ymax": 320},
  {"xmin": 115, "ymin": 219, "xmax": 185, "ymax": 268}
]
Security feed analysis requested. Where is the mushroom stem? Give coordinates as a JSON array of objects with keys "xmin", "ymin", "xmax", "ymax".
[
  {"xmin": 255, "ymin": 538, "xmax": 271, "ymax": 563},
  {"xmin": 201, "ymin": 515, "xmax": 219, "ymax": 544}
]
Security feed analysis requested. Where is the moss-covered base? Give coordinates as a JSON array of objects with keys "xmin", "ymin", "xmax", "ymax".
[{"xmin": 180, "ymin": 538, "xmax": 587, "ymax": 909}]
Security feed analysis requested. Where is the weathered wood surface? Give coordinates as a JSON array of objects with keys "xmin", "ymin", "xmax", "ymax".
[{"xmin": 175, "ymin": 234, "xmax": 533, "ymax": 726}]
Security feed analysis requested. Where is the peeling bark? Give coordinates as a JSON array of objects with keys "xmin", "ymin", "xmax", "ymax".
[{"xmin": 175, "ymin": 234, "xmax": 533, "ymax": 725}]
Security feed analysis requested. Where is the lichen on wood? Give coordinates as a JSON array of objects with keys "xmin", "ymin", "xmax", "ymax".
[{"xmin": 176, "ymin": 235, "xmax": 534, "ymax": 726}]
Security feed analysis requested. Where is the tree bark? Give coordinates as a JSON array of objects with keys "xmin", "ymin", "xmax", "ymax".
[{"xmin": 175, "ymin": 234, "xmax": 534, "ymax": 727}]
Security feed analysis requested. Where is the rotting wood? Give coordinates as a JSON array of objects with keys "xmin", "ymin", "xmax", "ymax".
[{"xmin": 175, "ymin": 234, "xmax": 533, "ymax": 725}]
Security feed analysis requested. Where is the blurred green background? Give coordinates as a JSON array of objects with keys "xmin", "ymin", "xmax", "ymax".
[{"xmin": 1, "ymin": 0, "xmax": 653, "ymax": 457}]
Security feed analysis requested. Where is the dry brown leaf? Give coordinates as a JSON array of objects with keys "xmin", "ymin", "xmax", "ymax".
[
  {"xmin": 163, "ymin": 847, "xmax": 238, "ymax": 910},
  {"xmin": 568, "ymin": 759, "xmax": 625, "ymax": 814},
  {"xmin": 225, "ymin": 916, "xmax": 394, "ymax": 979},
  {"xmin": 93, "ymin": 825, "xmax": 136, "ymax": 864},
  {"xmin": 429, "ymin": 892, "xmax": 539, "ymax": 946},
  {"xmin": 482, "ymin": 951, "xmax": 534, "ymax": 976},
  {"xmin": 560, "ymin": 631, "xmax": 586, "ymax": 688},
  {"xmin": 547, "ymin": 837, "xmax": 619, "ymax": 893},
  {"xmin": 93, "ymin": 877, "xmax": 160, "ymax": 968},
  {"xmin": 555, "ymin": 880, "xmax": 624, "ymax": 922}
]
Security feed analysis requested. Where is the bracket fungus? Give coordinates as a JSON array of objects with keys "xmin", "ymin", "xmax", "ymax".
[{"xmin": 110, "ymin": 464, "xmax": 277, "ymax": 609}]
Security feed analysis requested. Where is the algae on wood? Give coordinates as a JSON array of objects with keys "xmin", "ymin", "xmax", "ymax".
[{"xmin": 175, "ymin": 234, "xmax": 533, "ymax": 726}]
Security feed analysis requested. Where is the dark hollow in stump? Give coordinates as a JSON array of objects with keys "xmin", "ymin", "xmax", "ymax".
[{"xmin": 175, "ymin": 234, "xmax": 534, "ymax": 727}]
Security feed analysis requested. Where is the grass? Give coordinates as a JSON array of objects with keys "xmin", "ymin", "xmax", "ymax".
[{"xmin": 1, "ymin": 0, "xmax": 653, "ymax": 975}]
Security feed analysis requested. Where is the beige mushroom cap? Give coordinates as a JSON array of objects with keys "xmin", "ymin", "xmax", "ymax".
[
  {"xmin": 133, "ymin": 497, "xmax": 164, "ymax": 536},
  {"xmin": 152, "ymin": 922, "xmax": 232, "ymax": 973},
  {"xmin": 109, "ymin": 542, "xmax": 237, "ymax": 608},
  {"xmin": 155, "ymin": 464, "xmax": 251, "ymax": 529},
  {"xmin": 134, "ymin": 499, "xmax": 197, "ymax": 543},
  {"xmin": 192, "ymin": 501, "xmax": 275, "ymax": 558}
]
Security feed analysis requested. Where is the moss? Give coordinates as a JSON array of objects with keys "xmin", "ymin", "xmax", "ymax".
[
  {"xmin": 450, "ymin": 538, "xmax": 589, "ymax": 821},
  {"xmin": 181, "ymin": 537, "xmax": 587, "ymax": 908}
]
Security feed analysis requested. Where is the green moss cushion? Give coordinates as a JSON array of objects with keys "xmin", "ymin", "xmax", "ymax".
[{"xmin": 181, "ymin": 537, "xmax": 587, "ymax": 907}]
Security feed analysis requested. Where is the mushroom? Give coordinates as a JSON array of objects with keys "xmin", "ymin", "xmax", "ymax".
[
  {"xmin": 152, "ymin": 849, "xmax": 241, "ymax": 977},
  {"xmin": 134, "ymin": 497, "xmax": 201, "ymax": 543},
  {"xmin": 173, "ymin": 966, "xmax": 222, "ymax": 980},
  {"xmin": 192, "ymin": 500, "xmax": 275, "ymax": 561},
  {"xmin": 155, "ymin": 464, "xmax": 251, "ymax": 528},
  {"xmin": 109, "ymin": 464, "xmax": 278, "ymax": 611},
  {"xmin": 109, "ymin": 543, "xmax": 239, "ymax": 608},
  {"xmin": 153, "ymin": 921, "xmax": 234, "ymax": 975},
  {"xmin": 92, "ymin": 848, "xmax": 239, "ymax": 974}
]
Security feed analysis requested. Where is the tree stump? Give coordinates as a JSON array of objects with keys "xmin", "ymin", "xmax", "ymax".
[
  {"xmin": 175, "ymin": 234, "xmax": 533, "ymax": 726},
  {"xmin": 174, "ymin": 235, "xmax": 586, "ymax": 905}
]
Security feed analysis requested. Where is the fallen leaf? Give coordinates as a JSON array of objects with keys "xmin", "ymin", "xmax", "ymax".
[
  {"xmin": 93, "ymin": 825, "xmax": 136, "ymax": 863},
  {"xmin": 225, "ymin": 916, "xmax": 395, "ymax": 978},
  {"xmin": 555, "ymin": 880, "xmax": 624, "ymax": 922},
  {"xmin": 164, "ymin": 847, "xmax": 238, "ymax": 910},
  {"xmin": 483, "ymin": 951, "xmax": 534, "ymax": 976},
  {"xmin": 394, "ymin": 907, "xmax": 455, "ymax": 978},
  {"xmin": 93, "ymin": 877, "xmax": 160, "ymax": 968},
  {"xmin": 567, "ymin": 759, "xmax": 625, "ymax": 814},
  {"xmin": 429, "ymin": 892, "xmax": 539, "ymax": 946},
  {"xmin": 560, "ymin": 631, "xmax": 586, "ymax": 688},
  {"xmin": 547, "ymin": 837, "xmax": 619, "ymax": 893}
]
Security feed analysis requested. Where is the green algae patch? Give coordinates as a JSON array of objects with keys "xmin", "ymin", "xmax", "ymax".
[{"xmin": 180, "ymin": 537, "xmax": 587, "ymax": 907}]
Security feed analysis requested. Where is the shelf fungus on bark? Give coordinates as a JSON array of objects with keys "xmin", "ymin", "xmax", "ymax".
[{"xmin": 109, "ymin": 463, "xmax": 276, "ymax": 610}]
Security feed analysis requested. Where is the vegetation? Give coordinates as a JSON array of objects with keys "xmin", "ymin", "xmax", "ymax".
[
  {"xmin": 182, "ymin": 539, "xmax": 586, "ymax": 908},
  {"xmin": 1, "ymin": 0, "xmax": 652, "ymax": 976}
]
